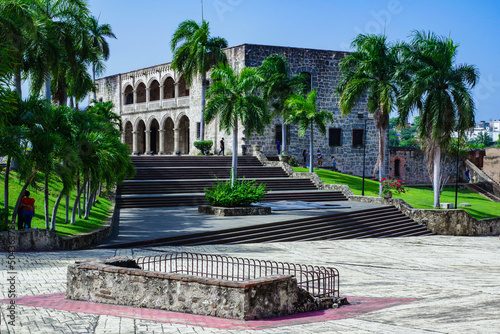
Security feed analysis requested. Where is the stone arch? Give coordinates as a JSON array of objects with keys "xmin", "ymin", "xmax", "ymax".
[
  {"xmin": 163, "ymin": 117, "xmax": 175, "ymax": 155},
  {"xmin": 149, "ymin": 118, "xmax": 160, "ymax": 154},
  {"xmin": 136, "ymin": 82, "xmax": 146, "ymax": 103},
  {"xmin": 163, "ymin": 77, "xmax": 175, "ymax": 99},
  {"xmin": 124, "ymin": 121, "xmax": 133, "ymax": 154},
  {"xmin": 149, "ymin": 79, "xmax": 160, "ymax": 101},
  {"xmin": 136, "ymin": 119, "xmax": 146, "ymax": 154},
  {"xmin": 124, "ymin": 85, "xmax": 134, "ymax": 105},
  {"xmin": 178, "ymin": 115, "xmax": 190, "ymax": 154},
  {"xmin": 177, "ymin": 76, "xmax": 190, "ymax": 97}
]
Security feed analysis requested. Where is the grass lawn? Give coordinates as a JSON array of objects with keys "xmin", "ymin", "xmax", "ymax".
[
  {"xmin": 0, "ymin": 170, "xmax": 113, "ymax": 237},
  {"xmin": 293, "ymin": 167, "xmax": 500, "ymax": 220}
]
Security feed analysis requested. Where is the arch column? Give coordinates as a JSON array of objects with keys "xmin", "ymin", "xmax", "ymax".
[
  {"xmin": 146, "ymin": 87, "xmax": 150, "ymax": 103},
  {"xmin": 174, "ymin": 82, "xmax": 179, "ymax": 98},
  {"xmin": 133, "ymin": 89, "xmax": 137, "ymax": 104},
  {"xmin": 159, "ymin": 129, "xmax": 165, "ymax": 155},
  {"xmin": 145, "ymin": 130, "xmax": 151, "ymax": 155},
  {"xmin": 122, "ymin": 92, "xmax": 126, "ymax": 107},
  {"xmin": 159, "ymin": 84, "xmax": 164, "ymax": 104},
  {"xmin": 174, "ymin": 127, "xmax": 180, "ymax": 153},
  {"xmin": 132, "ymin": 130, "xmax": 138, "ymax": 154}
]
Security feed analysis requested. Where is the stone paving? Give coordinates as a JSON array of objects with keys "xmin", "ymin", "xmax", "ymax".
[{"xmin": 1, "ymin": 236, "xmax": 500, "ymax": 333}]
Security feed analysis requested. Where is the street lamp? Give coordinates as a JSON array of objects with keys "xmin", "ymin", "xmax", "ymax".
[{"xmin": 359, "ymin": 113, "xmax": 374, "ymax": 196}]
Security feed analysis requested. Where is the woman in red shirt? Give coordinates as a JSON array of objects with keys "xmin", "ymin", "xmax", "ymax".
[{"xmin": 20, "ymin": 190, "xmax": 35, "ymax": 230}]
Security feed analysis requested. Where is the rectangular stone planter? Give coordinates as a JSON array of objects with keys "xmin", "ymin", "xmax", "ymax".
[
  {"xmin": 198, "ymin": 205, "xmax": 271, "ymax": 216},
  {"xmin": 66, "ymin": 256, "xmax": 336, "ymax": 320}
]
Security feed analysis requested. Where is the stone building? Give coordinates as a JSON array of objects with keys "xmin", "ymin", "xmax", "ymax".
[{"xmin": 95, "ymin": 43, "xmax": 387, "ymax": 177}]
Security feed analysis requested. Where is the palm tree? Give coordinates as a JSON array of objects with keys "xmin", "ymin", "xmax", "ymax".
[
  {"xmin": 204, "ymin": 63, "xmax": 270, "ymax": 186},
  {"xmin": 336, "ymin": 34, "xmax": 399, "ymax": 196},
  {"xmin": 258, "ymin": 54, "xmax": 307, "ymax": 154},
  {"xmin": 25, "ymin": 0, "xmax": 90, "ymax": 102},
  {"xmin": 86, "ymin": 15, "xmax": 116, "ymax": 101},
  {"xmin": 171, "ymin": 19, "xmax": 228, "ymax": 141},
  {"xmin": 285, "ymin": 90, "xmax": 334, "ymax": 173},
  {"xmin": 397, "ymin": 31, "xmax": 478, "ymax": 207}
]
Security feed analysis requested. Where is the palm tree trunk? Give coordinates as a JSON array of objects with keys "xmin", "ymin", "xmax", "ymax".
[
  {"xmin": 71, "ymin": 180, "xmax": 88, "ymax": 225},
  {"xmin": 44, "ymin": 175, "xmax": 50, "ymax": 229},
  {"xmin": 4, "ymin": 157, "xmax": 11, "ymax": 226},
  {"xmin": 200, "ymin": 76, "xmax": 206, "ymax": 141},
  {"xmin": 433, "ymin": 146, "xmax": 441, "ymax": 208},
  {"xmin": 282, "ymin": 117, "xmax": 287, "ymax": 155},
  {"xmin": 65, "ymin": 194, "xmax": 69, "ymax": 224},
  {"xmin": 14, "ymin": 71, "xmax": 22, "ymax": 98},
  {"xmin": 309, "ymin": 123, "xmax": 314, "ymax": 173},
  {"xmin": 92, "ymin": 63, "xmax": 97, "ymax": 101},
  {"xmin": 44, "ymin": 75, "xmax": 51, "ymax": 101},
  {"xmin": 378, "ymin": 127, "xmax": 384, "ymax": 197},
  {"xmin": 50, "ymin": 190, "xmax": 64, "ymax": 231},
  {"xmin": 231, "ymin": 121, "xmax": 238, "ymax": 187},
  {"xmin": 10, "ymin": 168, "xmax": 38, "ymax": 225}
]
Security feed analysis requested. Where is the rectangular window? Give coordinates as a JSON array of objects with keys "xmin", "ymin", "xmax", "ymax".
[
  {"xmin": 352, "ymin": 129, "xmax": 364, "ymax": 147},
  {"xmin": 196, "ymin": 122, "xmax": 201, "ymax": 140},
  {"xmin": 275, "ymin": 124, "xmax": 290, "ymax": 144},
  {"xmin": 329, "ymin": 128, "xmax": 342, "ymax": 146}
]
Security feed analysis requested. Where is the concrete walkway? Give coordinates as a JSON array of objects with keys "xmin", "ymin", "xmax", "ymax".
[
  {"xmin": 1, "ymin": 236, "xmax": 500, "ymax": 333},
  {"xmin": 98, "ymin": 200, "xmax": 386, "ymax": 247}
]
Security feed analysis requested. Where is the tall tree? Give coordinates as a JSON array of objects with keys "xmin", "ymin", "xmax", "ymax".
[
  {"xmin": 86, "ymin": 15, "xmax": 116, "ymax": 101},
  {"xmin": 258, "ymin": 54, "xmax": 307, "ymax": 154},
  {"xmin": 285, "ymin": 90, "xmax": 334, "ymax": 173},
  {"xmin": 204, "ymin": 63, "xmax": 270, "ymax": 186},
  {"xmin": 336, "ymin": 34, "xmax": 399, "ymax": 196},
  {"xmin": 397, "ymin": 31, "xmax": 478, "ymax": 207},
  {"xmin": 171, "ymin": 19, "xmax": 228, "ymax": 141}
]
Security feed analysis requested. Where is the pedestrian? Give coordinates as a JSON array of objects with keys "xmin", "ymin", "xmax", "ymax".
[
  {"xmin": 218, "ymin": 137, "xmax": 225, "ymax": 156},
  {"xmin": 302, "ymin": 150, "xmax": 307, "ymax": 166},
  {"xmin": 465, "ymin": 170, "xmax": 470, "ymax": 183},
  {"xmin": 277, "ymin": 141, "xmax": 281, "ymax": 155},
  {"xmin": 317, "ymin": 149, "xmax": 323, "ymax": 167},
  {"xmin": 331, "ymin": 156, "xmax": 337, "ymax": 171},
  {"xmin": 20, "ymin": 190, "xmax": 35, "ymax": 231}
]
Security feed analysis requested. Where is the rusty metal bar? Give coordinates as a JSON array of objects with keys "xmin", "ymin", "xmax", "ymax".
[{"xmin": 136, "ymin": 252, "xmax": 339, "ymax": 298}]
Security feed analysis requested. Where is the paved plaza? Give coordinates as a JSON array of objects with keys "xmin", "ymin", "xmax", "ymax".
[{"xmin": 1, "ymin": 235, "xmax": 500, "ymax": 333}]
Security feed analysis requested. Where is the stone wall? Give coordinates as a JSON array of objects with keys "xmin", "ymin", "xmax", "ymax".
[
  {"xmin": 349, "ymin": 195, "xmax": 500, "ymax": 236},
  {"xmin": 66, "ymin": 257, "xmax": 332, "ymax": 320},
  {"xmin": 388, "ymin": 147, "xmax": 460, "ymax": 185},
  {"xmin": 466, "ymin": 160, "xmax": 500, "ymax": 199},
  {"xmin": 241, "ymin": 44, "xmax": 386, "ymax": 177},
  {"xmin": 483, "ymin": 147, "xmax": 500, "ymax": 184},
  {"xmin": 0, "ymin": 205, "xmax": 116, "ymax": 251}
]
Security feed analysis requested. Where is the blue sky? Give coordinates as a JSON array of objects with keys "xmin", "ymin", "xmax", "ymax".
[{"xmin": 86, "ymin": 0, "xmax": 500, "ymax": 122}]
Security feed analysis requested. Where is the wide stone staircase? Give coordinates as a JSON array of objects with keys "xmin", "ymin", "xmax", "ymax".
[
  {"xmin": 107, "ymin": 206, "xmax": 433, "ymax": 248},
  {"xmin": 116, "ymin": 156, "xmax": 347, "ymax": 208}
]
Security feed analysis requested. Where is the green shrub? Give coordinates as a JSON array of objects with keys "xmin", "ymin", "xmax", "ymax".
[
  {"xmin": 205, "ymin": 177, "xmax": 268, "ymax": 207},
  {"xmin": 194, "ymin": 140, "xmax": 213, "ymax": 155}
]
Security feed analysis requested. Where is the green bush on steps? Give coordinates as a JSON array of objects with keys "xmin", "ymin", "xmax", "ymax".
[
  {"xmin": 194, "ymin": 140, "xmax": 213, "ymax": 155},
  {"xmin": 205, "ymin": 177, "xmax": 267, "ymax": 207}
]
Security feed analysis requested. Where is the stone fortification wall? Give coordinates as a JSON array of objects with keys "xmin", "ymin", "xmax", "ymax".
[
  {"xmin": 388, "ymin": 147, "xmax": 460, "ymax": 185},
  {"xmin": 240, "ymin": 44, "xmax": 386, "ymax": 177},
  {"xmin": 349, "ymin": 195, "xmax": 500, "ymax": 236},
  {"xmin": 483, "ymin": 147, "xmax": 500, "ymax": 184},
  {"xmin": 66, "ymin": 257, "xmax": 332, "ymax": 320}
]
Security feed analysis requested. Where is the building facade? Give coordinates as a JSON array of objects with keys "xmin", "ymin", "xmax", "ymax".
[{"xmin": 95, "ymin": 44, "xmax": 387, "ymax": 177}]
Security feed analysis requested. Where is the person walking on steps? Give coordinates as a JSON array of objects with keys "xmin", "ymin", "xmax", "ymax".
[
  {"xmin": 218, "ymin": 137, "xmax": 225, "ymax": 156},
  {"xmin": 302, "ymin": 150, "xmax": 307, "ymax": 166},
  {"xmin": 277, "ymin": 141, "xmax": 281, "ymax": 155},
  {"xmin": 20, "ymin": 190, "xmax": 35, "ymax": 231},
  {"xmin": 317, "ymin": 149, "xmax": 323, "ymax": 167}
]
